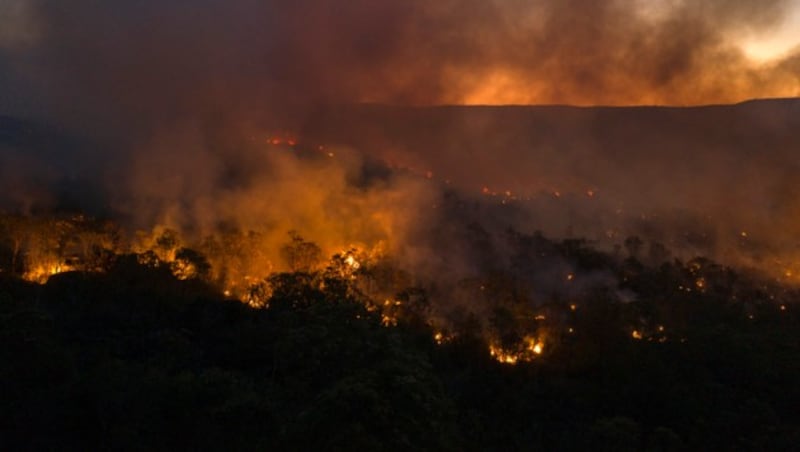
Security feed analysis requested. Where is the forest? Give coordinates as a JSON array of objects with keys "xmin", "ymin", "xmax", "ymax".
[
  {"xmin": 4, "ymin": 0, "xmax": 800, "ymax": 449},
  {"xmin": 2, "ymin": 211, "xmax": 799, "ymax": 451}
]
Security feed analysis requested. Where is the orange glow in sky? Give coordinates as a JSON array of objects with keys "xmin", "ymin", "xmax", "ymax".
[{"xmin": 739, "ymin": 1, "xmax": 800, "ymax": 61}]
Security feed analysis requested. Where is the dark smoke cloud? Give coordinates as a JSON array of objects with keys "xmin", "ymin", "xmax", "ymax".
[{"xmin": 2, "ymin": 0, "xmax": 798, "ymax": 130}]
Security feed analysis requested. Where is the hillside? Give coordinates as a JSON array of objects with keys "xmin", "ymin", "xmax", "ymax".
[{"xmin": 302, "ymin": 98, "xmax": 800, "ymax": 197}]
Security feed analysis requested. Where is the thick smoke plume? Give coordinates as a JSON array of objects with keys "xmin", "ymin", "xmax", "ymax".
[{"xmin": 2, "ymin": 0, "xmax": 799, "ymax": 124}]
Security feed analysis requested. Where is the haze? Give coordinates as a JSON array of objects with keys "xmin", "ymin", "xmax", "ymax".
[{"xmin": 1, "ymin": 0, "xmax": 799, "ymax": 282}]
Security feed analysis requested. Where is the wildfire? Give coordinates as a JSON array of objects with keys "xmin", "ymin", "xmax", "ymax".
[
  {"xmin": 489, "ymin": 336, "xmax": 544, "ymax": 365},
  {"xmin": 344, "ymin": 254, "xmax": 360, "ymax": 270},
  {"xmin": 489, "ymin": 345, "xmax": 520, "ymax": 364},
  {"xmin": 266, "ymin": 132, "xmax": 297, "ymax": 147},
  {"xmin": 377, "ymin": 299, "xmax": 402, "ymax": 327},
  {"xmin": 695, "ymin": 278, "xmax": 706, "ymax": 289},
  {"xmin": 629, "ymin": 325, "xmax": 672, "ymax": 343},
  {"xmin": 4, "ymin": 206, "xmax": 792, "ymax": 371},
  {"xmin": 24, "ymin": 262, "xmax": 73, "ymax": 284},
  {"xmin": 433, "ymin": 331, "xmax": 454, "ymax": 345}
]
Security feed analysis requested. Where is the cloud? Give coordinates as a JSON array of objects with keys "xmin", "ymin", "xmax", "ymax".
[{"xmin": 1, "ymin": 0, "xmax": 796, "ymax": 130}]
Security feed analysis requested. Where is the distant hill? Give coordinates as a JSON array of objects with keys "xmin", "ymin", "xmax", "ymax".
[
  {"xmin": 301, "ymin": 98, "xmax": 800, "ymax": 198},
  {"xmin": 299, "ymin": 99, "xmax": 800, "ymax": 251}
]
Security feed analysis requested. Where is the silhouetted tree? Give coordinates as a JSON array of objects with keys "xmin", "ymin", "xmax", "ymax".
[
  {"xmin": 280, "ymin": 231, "xmax": 321, "ymax": 272},
  {"xmin": 171, "ymin": 247, "xmax": 211, "ymax": 280}
]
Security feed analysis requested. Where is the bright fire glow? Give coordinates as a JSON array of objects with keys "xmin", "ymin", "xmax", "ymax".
[
  {"xmin": 344, "ymin": 254, "xmax": 360, "ymax": 269},
  {"xmin": 24, "ymin": 262, "xmax": 72, "ymax": 284},
  {"xmin": 489, "ymin": 336, "xmax": 544, "ymax": 365}
]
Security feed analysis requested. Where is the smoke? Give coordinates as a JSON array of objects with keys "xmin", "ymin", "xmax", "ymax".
[
  {"xmin": 301, "ymin": 99, "xmax": 800, "ymax": 275},
  {"xmin": 1, "ymin": 0, "xmax": 798, "ymax": 127},
  {"xmin": 121, "ymin": 132, "xmax": 435, "ymax": 256},
  {"xmin": 1, "ymin": 0, "xmax": 800, "ymax": 288}
]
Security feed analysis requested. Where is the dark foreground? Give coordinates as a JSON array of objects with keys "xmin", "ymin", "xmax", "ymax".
[{"xmin": 2, "ymin": 246, "xmax": 800, "ymax": 451}]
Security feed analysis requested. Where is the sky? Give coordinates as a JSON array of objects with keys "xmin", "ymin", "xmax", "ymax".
[
  {"xmin": 0, "ymin": 0, "xmax": 799, "ymax": 123},
  {"xmin": 739, "ymin": 0, "xmax": 800, "ymax": 61}
]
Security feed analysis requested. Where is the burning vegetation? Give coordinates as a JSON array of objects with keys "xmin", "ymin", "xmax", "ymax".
[
  {"xmin": 2, "ymin": 113, "xmax": 800, "ymax": 367},
  {"xmin": 2, "ymin": 199, "xmax": 798, "ymax": 369},
  {"xmin": 3, "ymin": 201, "xmax": 800, "ymax": 450}
]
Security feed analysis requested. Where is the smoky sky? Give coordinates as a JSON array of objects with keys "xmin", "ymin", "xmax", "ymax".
[{"xmin": 1, "ymin": 0, "xmax": 799, "ymax": 131}]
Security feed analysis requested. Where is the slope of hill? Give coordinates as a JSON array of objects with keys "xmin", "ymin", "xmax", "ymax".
[
  {"xmin": 302, "ymin": 98, "xmax": 800, "ymax": 199},
  {"xmin": 300, "ymin": 98, "xmax": 800, "ymax": 265}
]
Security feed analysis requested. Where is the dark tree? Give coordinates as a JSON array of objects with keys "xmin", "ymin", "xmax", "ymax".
[{"xmin": 280, "ymin": 231, "xmax": 322, "ymax": 272}]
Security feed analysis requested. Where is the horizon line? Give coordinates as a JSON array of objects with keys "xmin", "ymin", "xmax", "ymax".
[{"xmin": 352, "ymin": 96, "xmax": 800, "ymax": 109}]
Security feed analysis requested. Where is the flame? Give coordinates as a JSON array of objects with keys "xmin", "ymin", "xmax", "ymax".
[
  {"xmin": 433, "ymin": 331, "xmax": 454, "ymax": 345},
  {"xmin": 695, "ymin": 278, "xmax": 706, "ymax": 289},
  {"xmin": 24, "ymin": 262, "xmax": 73, "ymax": 284},
  {"xmin": 489, "ymin": 336, "xmax": 544, "ymax": 365},
  {"xmin": 489, "ymin": 345, "xmax": 519, "ymax": 365},
  {"xmin": 344, "ymin": 254, "xmax": 360, "ymax": 270},
  {"xmin": 266, "ymin": 132, "xmax": 297, "ymax": 147}
]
